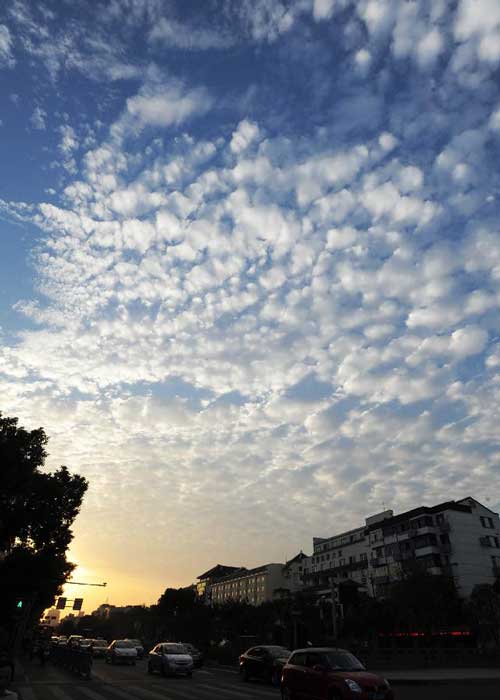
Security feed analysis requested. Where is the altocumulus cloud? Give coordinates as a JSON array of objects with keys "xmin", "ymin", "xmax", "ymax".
[{"xmin": 1, "ymin": 0, "xmax": 500, "ymax": 578}]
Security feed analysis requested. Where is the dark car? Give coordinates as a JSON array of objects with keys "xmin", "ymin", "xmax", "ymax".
[
  {"xmin": 281, "ymin": 647, "xmax": 394, "ymax": 700},
  {"xmin": 240, "ymin": 645, "xmax": 291, "ymax": 686},
  {"xmin": 90, "ymin": 639, "xmax": 108, "ymax": 658},
  {"xmin": 180, "ymin": 643, "xmax": 203, "ymax": 668}
]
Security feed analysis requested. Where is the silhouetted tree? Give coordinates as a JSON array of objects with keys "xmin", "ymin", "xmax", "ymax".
[{"xmin": 0, "ymin": 413, "xmax": 88, "ymax": 644}]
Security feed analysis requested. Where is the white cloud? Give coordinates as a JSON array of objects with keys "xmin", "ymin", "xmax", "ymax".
[
  {"xmin": 417, "ymin": 28, "xmax": 444, "ymax": 68},
  {"xmin": 30, "ymin": 106, "xmax": 47, "ymax": 130},
  {"xmin": 0, "ymin": 24, "xmax": 14, "ymax": 67},
  {"xmin": 150, "ymin": 17, "xmax": 234, "ymax": 49},
  {"xmin": 59, "ymin": 125, "xmax": 78, "ymax": 155},
  {"xmin": 449, "ymin": 325, "xmax": 488, "ymax": 358},
  {"xmin": 126, "ymin": 82, "xmax": 213, "ymax": 130},
  {"xmin": 230, "ymin": 120, "xmax": 260, "ymax": 154},
  {"xmin": 313, "ymin": 0, "xmax": 337, "ymax": 22}
]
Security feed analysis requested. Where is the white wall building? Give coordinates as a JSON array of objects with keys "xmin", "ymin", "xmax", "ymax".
[
  {"xmin": 210, "ymin": 559, "xmax": 305, "ymax": 606},
  {"xmin": 305, "ymin": 497, "xmax": 500, "ymax": 598},
  {"xmin": 42, "ymin": 608, "xmax": 61, "ymax": 627}
]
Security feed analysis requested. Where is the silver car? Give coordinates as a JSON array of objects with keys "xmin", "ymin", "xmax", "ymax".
[{"xmin": 147, "ymin": 643, "xmax": 193, "ymax": 677}]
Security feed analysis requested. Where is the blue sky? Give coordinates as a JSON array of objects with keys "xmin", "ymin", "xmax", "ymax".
[{"xmin": 2, "ymin": 0, "xmax": 500, "ymax": 607}]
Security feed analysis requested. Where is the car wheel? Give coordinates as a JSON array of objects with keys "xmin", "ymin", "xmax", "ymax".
[
  {"xmin": 271, "ymin": 669, "xmax": 281, "ymax": 687},
  {"xmin": 187, "ymin": 672, "xmax": 192, "ymax": 678},
  {"xmin": 281, "ymin": 687, "xmax": 295, "ymax": 700},
  {"xmin": 111, "ymin": 657, "xmax": 115, "ymax": 665},
  {"xmin": 160, "ymin": 662, "xmax": 167, "ymax": 677},
  {"xmin": 329, "ymin": 690, "xmax": 342, "ymax": 700},
  {"xmin": 147, "ymin": 662, "xmax": 153, "ymax": 675},
  {"xmin": 242, "ymin": 665, "xmax": 250, "ymax": 681}
]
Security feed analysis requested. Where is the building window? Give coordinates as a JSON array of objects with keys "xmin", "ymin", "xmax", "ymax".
[
  {"xmin": 349, "ymin": 555, "xmax": 355, "ymax": 564},
  {"xmin": 481, "ymin": 516, "xmax": 494, "ymax": 529}
]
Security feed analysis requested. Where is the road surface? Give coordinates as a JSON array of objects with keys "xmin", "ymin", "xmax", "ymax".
[{"xmin": 12, "ymin": 656, "xmax": 500, "ymax": 700}]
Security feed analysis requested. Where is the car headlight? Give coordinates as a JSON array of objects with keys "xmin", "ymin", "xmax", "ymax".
[{"xmin": 345, "ymin": 679, "xmax": 362, "ymax": 693}]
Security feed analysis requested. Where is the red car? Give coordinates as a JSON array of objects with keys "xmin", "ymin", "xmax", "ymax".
[{"xmin": 281, "ymin": 647, "xmax": 394, "ymax": 700}]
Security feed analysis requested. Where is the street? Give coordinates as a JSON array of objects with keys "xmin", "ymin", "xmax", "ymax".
[{"xmin": 11, "ymin": 657, "xmax": 500, "ymax": 700}]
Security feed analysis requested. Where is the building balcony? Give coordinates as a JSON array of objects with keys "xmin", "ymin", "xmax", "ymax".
[
  {"xmin": 414, "ymin": 545, "xmax": 441, "ymax": 557},
  {"xmin": 437, "ymin": 519, "xmax": 451, "ymax": 533},
  {"xmin": 493, "ymin": 564, "xmax": 500, "ymax": 577}
]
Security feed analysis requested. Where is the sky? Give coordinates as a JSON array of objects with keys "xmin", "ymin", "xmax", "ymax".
[{"xmin": 1, "ymin": 0, "xmax": 500, "ymax": 614}]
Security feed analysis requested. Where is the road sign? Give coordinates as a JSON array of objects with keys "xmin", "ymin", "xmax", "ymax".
[
  {"xmin": 73, "ymin": 598, "xmax": 83, "ymax": 611},
  {"xmin": 56, "ymin": 597, "xmax": 66, "ymax": 609}
]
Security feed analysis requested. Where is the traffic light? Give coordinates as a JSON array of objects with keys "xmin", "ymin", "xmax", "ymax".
[
  {"xmin": 56, "ymin": 597, "xmax": 67, "ymax": 609},
  {"xmin": 16, "ymin": 600, "xmax": 23, "ymax": 609},
  {"xmin": 73, "ymin": 598, "xmax": 83, "ymax": 611}
]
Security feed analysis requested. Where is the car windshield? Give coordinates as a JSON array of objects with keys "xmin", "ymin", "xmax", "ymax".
[
  {"xmin": 267, "ymin": 647, "xmax": 291, "ymax": 658},
  {"xmin": 116, "ymin": 641, "xmax": 135, "ymax": 648},
  {"xmin": 94, "ymin": 641, "xmax": 107, "ymax": 646},
  {"xmin": 324, "ymin": 651, "xmax": 365, "ymax": 671},
  {"xmin": 163, "ymin": 644, "xmax": 187, "ymax": 654},
  {"xmin": 127, "ymin": 640, "xmax": 141, "ymax": 645}
]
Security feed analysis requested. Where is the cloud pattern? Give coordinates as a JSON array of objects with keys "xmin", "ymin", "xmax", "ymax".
[{"xmin": 1, "ymin": 0, "xmax": 500, "ymax": 593}]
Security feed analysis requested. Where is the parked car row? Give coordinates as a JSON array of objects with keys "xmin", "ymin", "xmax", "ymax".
[{"xmin": 239, "ymin": 645, "xmax": 394, "ymax": 700}]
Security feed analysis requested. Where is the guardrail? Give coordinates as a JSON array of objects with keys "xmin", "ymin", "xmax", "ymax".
[{"xmin": 50, "ymin": 646, "xmax": 92, "ymax": 679}]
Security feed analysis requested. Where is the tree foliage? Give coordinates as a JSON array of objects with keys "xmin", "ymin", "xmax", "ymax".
[{"xmin": 0, "ymin": 413, "xmax": 88, "ymax": 638}]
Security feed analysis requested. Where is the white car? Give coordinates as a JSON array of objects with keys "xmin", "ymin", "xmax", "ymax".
[
  {"xmin": 147, "ymin": 643, "xmax": 193, "ymax": 677},
  {"xmin": 105, "ymin": 640, "xmax": 138, "ymax": 665}
]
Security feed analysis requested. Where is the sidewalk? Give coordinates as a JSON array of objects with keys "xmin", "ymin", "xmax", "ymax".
[{"xmin": 375, "ymin": 667, "xmax": 500, "ymax": 685}]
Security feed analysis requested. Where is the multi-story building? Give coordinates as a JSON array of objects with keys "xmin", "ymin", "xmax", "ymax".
[
  {"xmin": 305, "ymin": 497, "xmax": 500, "ymax": 598},
  {"xmin": 41, "ymin": 607, "xmax": 61, "ymax": 628},
  {"xmin": 209, "ymin": 559, "xmax": 305, "ymax": 606},
  {"xmin": 282, "ymin": 551, "xmax": 309, "ymax": 593},
  {"xmin": 196, "ymin": 564, "xmax": 241, "ymax": 603}
]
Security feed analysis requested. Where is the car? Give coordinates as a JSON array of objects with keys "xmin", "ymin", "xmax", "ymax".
[
  {"xmin": 90, "ymin": 639, "xmax": 108, "ymax": 658},
  {"xmin": 78, "ymin": 639, "xmax": 93, "ymax": 652},
  {"xmin": 280, "ymin": 647, "xmax": 394, "ymax": 700},
  {"xmin": 180, "ymin": 643, "xmax": 203, "ymax": 668},
  {"xmin": 56, "ymin": 636, "xmax": 68, "ymax": 646},
  {"xmin": 147, "ymin": 643, "xmax": 193, "ymax": 677},
  {"xmin": 105, "ymin": 640, "xmax": 138, "ymax": 665},
  {"xmin": 67, "ymin": 635, "xmax": 84, "ymax": 648},
  {"xmin": 240, "ymin": 645, "xmax": 291, "ymax": 686},
  {"xmin": 125, "ymin": 638, "xmax": 145, "ymax": 659}
]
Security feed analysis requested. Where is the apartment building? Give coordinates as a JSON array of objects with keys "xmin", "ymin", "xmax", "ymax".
[
  {"xmin": 209, "ymin": 560, "xmax": 305, "ymax": 606},
  {"xmin": 196, "ymin": 564, "xmax": 241, "ymax": 602},
  {"xmin": 305, "ymin": 497, "xmax": 500, "ymax": 598}
]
